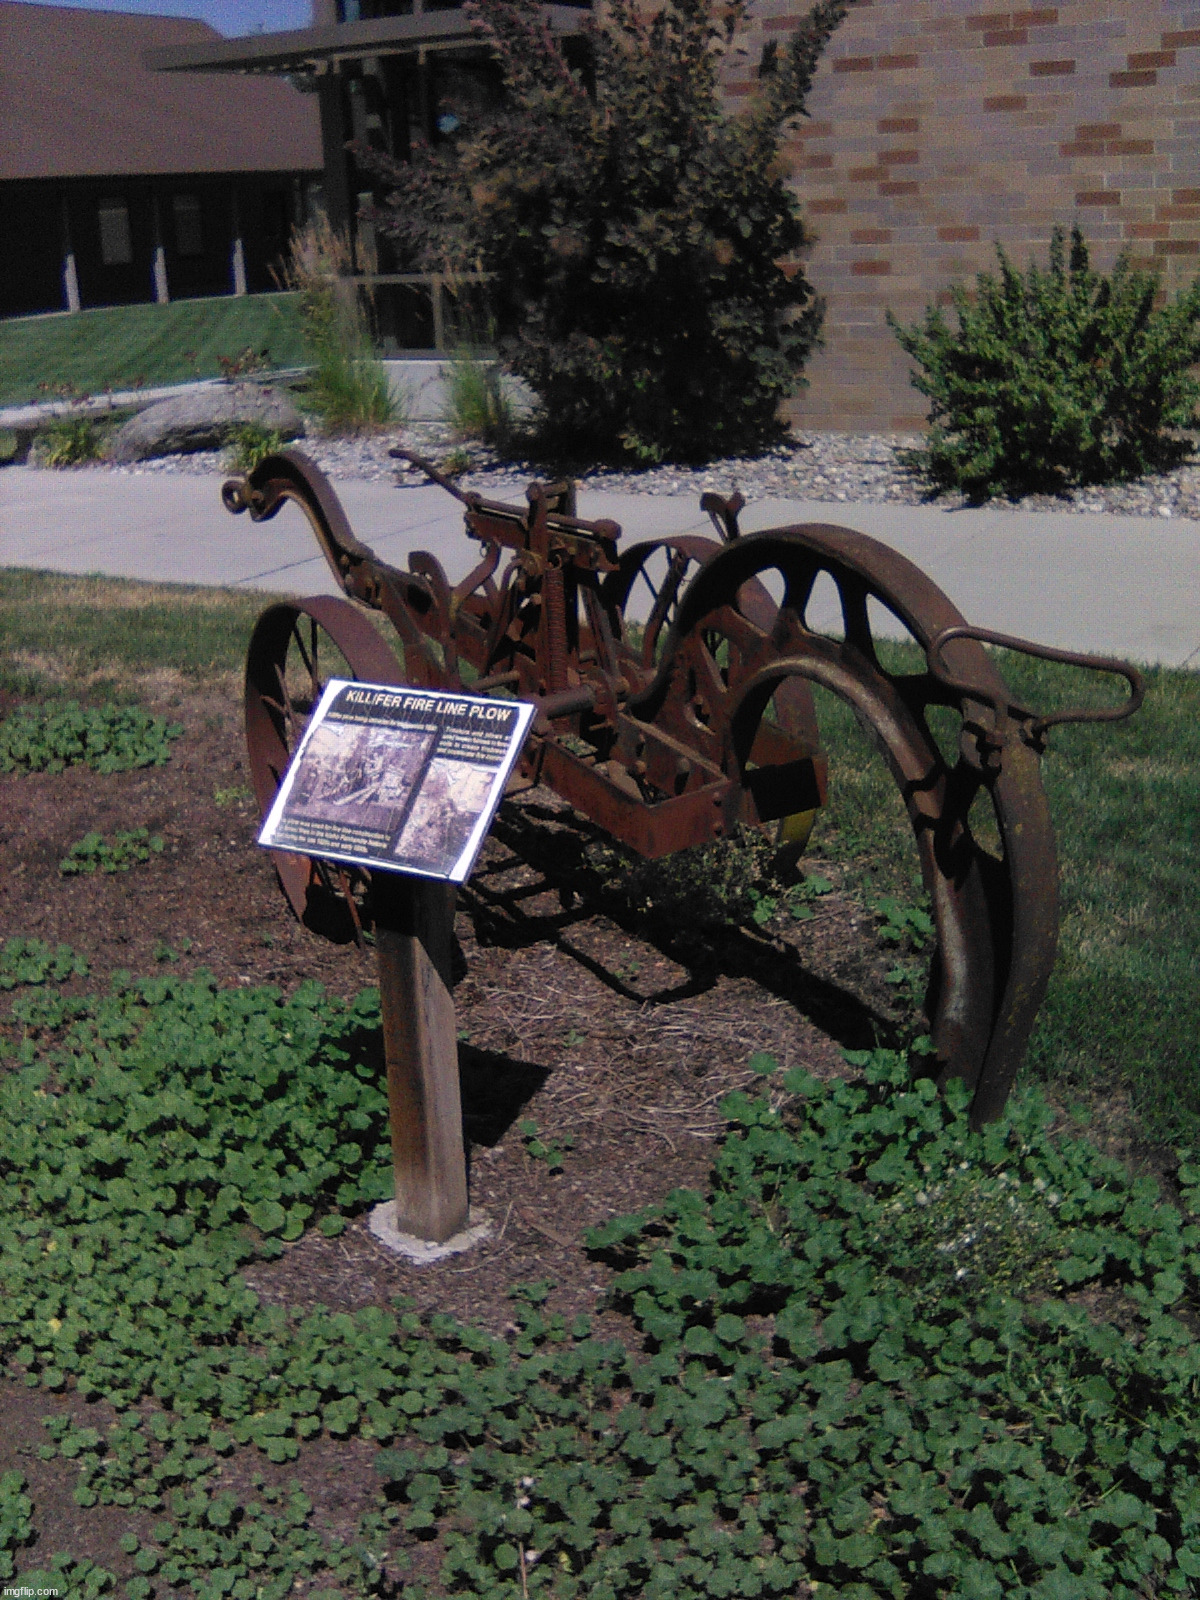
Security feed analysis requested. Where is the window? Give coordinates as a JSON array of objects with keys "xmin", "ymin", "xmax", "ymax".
[
  {"xmin": 350, "ymin": 2, "xmax": 415, "ymax": 17},
  {"xmin": 172, "ymin": 194, "xmax": 204, "ymax": 258},
  {"xmin": 261, "ymin": 190, "xmax": 292, "ymax": 263},
  {"xmin": 97, "ymin": 199, "xmax": 132, "ymax": 266}
]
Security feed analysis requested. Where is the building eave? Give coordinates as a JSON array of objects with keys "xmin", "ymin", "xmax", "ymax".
[{"xmin": 145, "ymin": 6, "xmax": 590, "ymax": 75}]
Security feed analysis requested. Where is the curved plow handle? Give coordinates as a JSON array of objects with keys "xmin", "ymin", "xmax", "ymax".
[
  {"xmin": 926, "ymin": 625, "xmax": 1145, "ymax": 744},
  {"xmin": 222, "ymin": 449, "xmax": 381, "ymax": 583}
]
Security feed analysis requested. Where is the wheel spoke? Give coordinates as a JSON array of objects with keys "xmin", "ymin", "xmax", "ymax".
[
  {"xmin": 334, "ymin": 865, "xmax": 367, "ymax": 948},
  {"xmin": 308, "ymin": 617, "xmax": 321, "ymax": 702},
  {"xmin": 290, "ymin": 619, "xmax": 315, "ymax": 688},
  {"xmin": 273, "ymin": 663, "xmax": 297, "ymax": 744}
]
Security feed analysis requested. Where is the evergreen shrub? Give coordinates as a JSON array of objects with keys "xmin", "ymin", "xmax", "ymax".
[
  {"xmin": 889, "ymin": 225, "xmax": 1200, "ymax": 500},
  {"xmin": 368, "ymin": 0, "xmax": 851, "ymax": 463}
]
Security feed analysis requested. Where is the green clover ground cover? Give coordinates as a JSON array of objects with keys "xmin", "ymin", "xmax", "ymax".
[
  {"xmin": 0, "ymin": 1469, "xmax": 35, "ymax": 1578},
  {"xmin": 0, "ymin": 703, "xmax": 182, "ymax": 776},
  {"xmin": 5, "ymin": 942, "xmax": 1200, "ymax": 1596},
  {"xmin": 0, "ymin": 939, "xmax": 88, "ymax": 991},
  {"xmin": 60, "ymin": 828, "xmax": 165, "ymax": 877}
]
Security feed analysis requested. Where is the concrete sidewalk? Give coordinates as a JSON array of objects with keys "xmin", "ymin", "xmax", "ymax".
[{"xmin": 2, "ymin": 463, "xmax": 1198, "ymax": 667}]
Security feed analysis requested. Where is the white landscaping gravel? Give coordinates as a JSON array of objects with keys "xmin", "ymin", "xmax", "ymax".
[{"xmin": 84, "ymin": 420, "xmax": 1200, "ymax": 520}]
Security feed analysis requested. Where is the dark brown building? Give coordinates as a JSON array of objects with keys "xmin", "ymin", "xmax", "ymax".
[
  {"xmin": 146, "ymin": 1, "xmax": 593, "ymax": 349},
  {"xmin": 0, "ymin": 1, "xmax": 323, "ymax": 317}
]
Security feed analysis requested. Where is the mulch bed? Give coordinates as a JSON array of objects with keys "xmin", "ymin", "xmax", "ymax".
[{"xmin": 0, "ymin": 684, "xmax": 917, "ymax": 1581}]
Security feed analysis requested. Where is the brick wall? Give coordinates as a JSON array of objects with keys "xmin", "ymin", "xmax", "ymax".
[{"xmin": 729, "ymin": 1, "xmax": 1200, "ymax": 432}]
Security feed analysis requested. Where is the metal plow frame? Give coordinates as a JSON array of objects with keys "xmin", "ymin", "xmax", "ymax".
[{"xmin": 227, "ymin": 449, "xmax": 1143, "ymax": 1128}]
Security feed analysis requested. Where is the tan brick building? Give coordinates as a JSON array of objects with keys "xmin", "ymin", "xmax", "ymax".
[
  {"xmin": 156, "ymin": 0, "xmax": 1200, "ymax": 432},
  {"xmin": 727, "ymin": 0, "xmax": 1200, "ymax": 432}
]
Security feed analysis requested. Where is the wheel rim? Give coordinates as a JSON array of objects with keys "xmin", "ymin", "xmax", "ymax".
[
  {"xmin": 244, "ymin": 595, "xmax": 407, "ymax": 940},
  {"xmin": 632, "ymin": 526, "xmax": 1058, "ymax": 1126}
]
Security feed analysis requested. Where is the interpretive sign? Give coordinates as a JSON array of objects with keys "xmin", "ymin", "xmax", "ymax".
[{"xmin": 258, "ymin": 680, "xmax": 535, "ymax": 884}]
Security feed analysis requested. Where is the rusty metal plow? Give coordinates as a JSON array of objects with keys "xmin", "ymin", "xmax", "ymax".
[{"xmin": 226, "ymin": 448, "xmax": 1142, "ymax": 1129}]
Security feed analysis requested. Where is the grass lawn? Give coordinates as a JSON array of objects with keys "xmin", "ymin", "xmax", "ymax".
[
  {"xmin": 0, "ymin": 570, "xmax": 284, "ymax": 698},
  {"xmin": 4, "ymin": 573, "xmax": 1200, "ymax": 1597},
  {"xmin": 0, "ymin": 294, "xmax": 308, "ymax": 408}
]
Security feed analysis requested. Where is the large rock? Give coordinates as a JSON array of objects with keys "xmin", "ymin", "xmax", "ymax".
[{"xmin": 107, "ymin": 382, "xmax": 305, "ymax": 463}]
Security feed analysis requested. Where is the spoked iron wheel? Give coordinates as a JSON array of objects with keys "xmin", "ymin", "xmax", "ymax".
[
  {"xmin": 607, "ymin": 536, "xmax": 824, "ymax": 849},
  {"xmin": 634, "ymin": 524, "xmax": 1063, "ymax": 1127},
  {"xmin": 244, "ymin": 596, "xmax": 406, "ymax": 942},
  {"xmin": 604, "ymin": 535, "xmax": 722, "ymax": 673}
]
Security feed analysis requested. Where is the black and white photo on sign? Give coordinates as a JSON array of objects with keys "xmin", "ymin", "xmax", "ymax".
[
  {"xmin": 283, "ymin": 721, "xmax": 436, "ymax": 838},
  {"xmin": 391, "ymin": 758, "xmax": 497, "ymax": 878}
]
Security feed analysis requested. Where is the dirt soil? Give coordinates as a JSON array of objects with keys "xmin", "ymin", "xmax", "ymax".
[{"xmin": 0, "ymin": 686, "xmax": 927, "ymax": 1583}]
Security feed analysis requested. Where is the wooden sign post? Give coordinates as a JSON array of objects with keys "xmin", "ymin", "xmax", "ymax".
[
  {"xmin": 373, "ymin": 873, "xmax": 468, "ymax": 1244},
  {"xmin": 257, "ymin": 678, "xmax": 534, "ymax": 1249}
]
